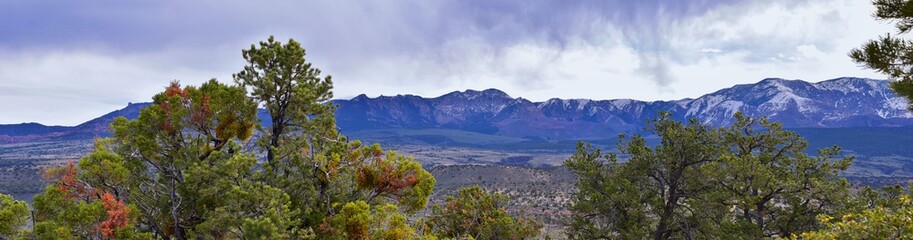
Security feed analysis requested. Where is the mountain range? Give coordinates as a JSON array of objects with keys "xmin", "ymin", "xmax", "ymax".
[
  {"xmin": 0, "ymin": 102, "xmax": 149, "ymax": 143},
  {"xmin": 2, "ymin": 77, "xmax": 911, "ymax": 144},
  {"xmin": 334, "ymin": 77, "xmax": 913, "ymax": 140}
]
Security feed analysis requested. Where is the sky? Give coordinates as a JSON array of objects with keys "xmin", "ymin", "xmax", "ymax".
[{"xmin": 0, "ymin": 0, "xmax": 898, "ymax": 126}]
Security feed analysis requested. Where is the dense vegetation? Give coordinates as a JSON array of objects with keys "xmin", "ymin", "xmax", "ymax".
[
  {"xmin": 421, "ymin": 186, "xmax": 541, "ymax": 239},
  {"xmin": 563, "ymin": 113, "xmax": 913, "ymax": 239},
  {"xmin": 798, "ymin": 185, "xmax": 913, "ymax": 239},
  {"xmin": 564, "ymin": 113, "xmax": 851, "ymax": 239}
]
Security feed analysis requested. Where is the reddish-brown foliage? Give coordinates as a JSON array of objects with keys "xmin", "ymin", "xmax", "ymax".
[
  {"xmin": 43, "ymin": 162, "xmax": 89, "ymax": 199},
  {"xmin": 160, "ymin": 101, "xmax": 174, "ymax": 133},
  {"xmin": 161, "ymin": 81, "xmax": 192, "ymax": 133},
  {"xmin": 96, "ymin": 192, "xmax": 131, "ymax": 239},
  {"xmin": 191, "ymin": 95, "xmax": 211, "ymax": 125},
  {"xmin": 318, "ymin": 219, "xmax": 337, "ymax": 236},
  {"xmin": 164, "ymin": 81, "xmax": 187, "ymax": 98},
  {"xmin": 356, "ymin": 156, "xmax": 419, "ymax": 200}
]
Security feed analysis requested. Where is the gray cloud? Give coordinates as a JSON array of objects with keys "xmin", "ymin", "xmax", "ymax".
[
  {"xmin": 636, "ymin": 52, "xmax": 675, "ymax": 92},
  {"xmin": 0, "ymin": 0, "xmax": 773, "ymax": 82},
  {"xmin": 0, "ymin": 0, "xmax": 884, "ymax": 125}
]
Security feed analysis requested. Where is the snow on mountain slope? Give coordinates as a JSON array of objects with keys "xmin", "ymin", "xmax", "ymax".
[
  {"xmin": 680, "ymin": 78, "xmax": 912, "ymax": 127},
  {"xmin": 4, "ymin": 77, "xmax": 910, "ymax": 143},
  {"xmin": 334, "ymin": 77, "xmax": 913, "ymax": 140}
]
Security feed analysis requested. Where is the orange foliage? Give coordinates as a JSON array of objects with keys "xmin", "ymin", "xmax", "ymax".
[
  {"xmin": 42, "ymin": 163, "xmax": 131, "ymax": 238},
  {"xmin": 356, "ymin": 155, "xmax": 419, "ymax": 199},
  {"xmin": 44, "ymin": 162, "xmax": 89, "ymax": 199},
  {"xmin": 164, "ymin": 81, "xmax": 187, "ymax": 98},
  {"xmin": 160, "ymin": 101, "xmax": 174, "ymax": 133},
  {"xmin": 161, "ymin": 81, "xmax": 192, "ymax": 133},
  {"xmin": 191, "ymin": 95, "xmax": 211, "ymax": 125},
  {"xmin": 96, "ymin": 192, "xmax": 131, "ymax": 239},
  {"xmin": 318, "ymin": 219, "xmax": 337, "ymax": 236}
]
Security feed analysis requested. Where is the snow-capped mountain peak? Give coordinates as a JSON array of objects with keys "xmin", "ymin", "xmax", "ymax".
[
  {"xmin": 6, "ymin": 77, "xmax": 909, "ymax": 143},
  {"xmin": 334, "ymin": 77, "xmax": 913, "ymax": 140}
]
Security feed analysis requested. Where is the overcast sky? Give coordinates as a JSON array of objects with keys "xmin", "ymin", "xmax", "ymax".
[{"xmin": 0, "ymin": 0, "xmax": 897, "ymax": 126}]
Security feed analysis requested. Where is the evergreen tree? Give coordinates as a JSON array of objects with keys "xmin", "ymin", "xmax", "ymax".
[
  {"xmin": 422, "ymin": 186, "xmax": 540, "ymax": 240},
  {"xmin": 25, "ymin": 37, "xmax": 436, "ymax": 239},
  {"xmin": 27, "ymin": 162, "xmax": 149, "ymax": 240},
  {"xmin": 565, "ymin": 113, "xmax": 853, "ymax": 239},
  {"xmin": 706, "ymin": 113, "xmax": 852, "ymax": 237},
  {"xmin": 233, "ymin": 36, "xmax": 435, "ymax": 237},
  {"xmin": 566, "ymin": 113, "xmax": 726, "ymax": 239},
  {"xmin": 321, "ymin": 201, "xmax": 419, "ymax": 240},
  {"xmin": 102, "ymin": 80, "xmax": 282, "ymax": 238},
  {"xmin": 0, "ymin": 193, "xmax": 28, "ymax": 239},
  {"xmin": 795, "ymin": 185, "xmax": 913, "ymax": 239},
  {"xmin": 850, "ymin": 0, "xmax": 913, "ymax": 111},
  {"xmin": 233, "ymin": 36, "xmax": 336, "ymax": 172}
]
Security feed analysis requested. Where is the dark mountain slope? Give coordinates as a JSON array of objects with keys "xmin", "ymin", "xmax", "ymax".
[{"xmin": 3, "ymin": 77, "xmax": 910, "ymax": 143}]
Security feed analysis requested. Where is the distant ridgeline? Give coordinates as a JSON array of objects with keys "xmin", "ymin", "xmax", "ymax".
[{"xmin": 2, "ymin": 77, "xmax": 912, "ymax": 153}]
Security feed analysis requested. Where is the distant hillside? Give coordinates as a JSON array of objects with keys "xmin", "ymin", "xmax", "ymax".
[
  {"xmin": 0, "ymin": 123, "xmax": 69, "ymax": 136},
  {"xmin": 3, "ymin": 77, "xmax": 911, "ymax": 144},
  {"xmin": 0, "ymin": 103, "xmax": 150, "ymax": 143},
  {"xmin": 335, "ymin": 77, "xmax": 912, "ymax": 140}
]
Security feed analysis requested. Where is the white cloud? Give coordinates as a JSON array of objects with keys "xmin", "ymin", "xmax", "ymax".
[
  {"xmin": 0, "ymin": 50, "xmax": 225, "ymax": 125},
  {"xmin": 701, "ymin": 48, "xmax": 723, "ymax": 54}
]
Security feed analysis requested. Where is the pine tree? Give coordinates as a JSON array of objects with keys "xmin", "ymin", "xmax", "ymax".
[
  {"xmin": 850, "ymin": 0, "xmax": 913, "ymax": 111},
  {"xmin": 233, "ymin": 36, "xmax": 435, "ymax": 237},
  {"xmin": 565, "ymin": 113, "xmax": 853, "ymax": 239},
  {"xmin": 25, "ymin": 37, "xmax": 437, "ymax": 239},
  {"xmin": 566, "ymin": 113, "xmax": 726, "ymax": 239},
  {"xmin": 422, "ymin": 186, "xmax": 540, "ymax": 240},
  {"xmin": 0, "ymin": 193, "xmax": 28, "ymax": 239},
  {"xmin": 706, "ymin": 113, "xmax": 852, "ymax": 237},
  {"xmin": 29, "ymin": 161, "xmax": 149, "ymax": 239}
]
